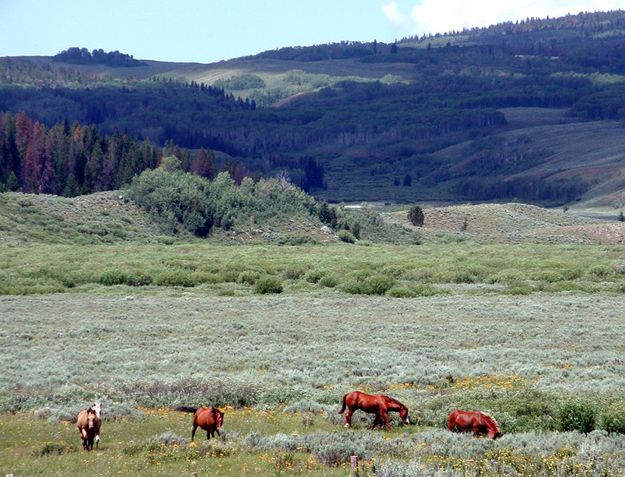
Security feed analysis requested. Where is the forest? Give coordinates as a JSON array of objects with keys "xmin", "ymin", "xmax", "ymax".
[{"xmin": 2, "ymin": 11, "xmax": 625, "ymax": 203}]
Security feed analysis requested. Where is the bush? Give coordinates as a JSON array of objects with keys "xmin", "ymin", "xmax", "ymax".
[
  {"xmin": 557, "ymin": 400, "xmax": 596, "ymax": 433},
  {"xmin": 305, "ymin": 269, "xmax": 326, "ymax": 283},
  {"xmin": 341, "ymin": 272, "xmax": 394, "ymax": 295},
  {"xmin": 99, "ymin": 269, "xmax": 128, "ymax": 286},
  {"xmin": 34, "ymin": 442, "xmax": 76, "ymax": 457},
  {"xmin": 318, "ymin": 274, "xmax": 339, "ymax": 288},
  {"xmin": 155, "ymin": 271, "xmax": 197, "ymax": 287},
  {"xmin": 315, "ymin": 441, "xmax": 366, "ymax": 466},
  {"xmin": 407, "ymin": 205, "xmax": 425, "ymax": 226},
  {"xmin": 600, "ymin": 404, "xmax": 625, "ymax": 434},
  {"xmin": 338, "ymin": 229, "xmax": 356, "ymax": 243},
  {"xmin": 386, "ymin": 286, "xmax": 416, "ymax": 298},
  {"xmin": 237, "ymin": 271, "xmax": 261, "ymax": 285},
  {"xmin": 255, "ymin": 276, "xmax": 283, "ymax": 294},
  {"xmin": 283, "ymin": 266, "xmax": 307, "ymax": 280}
]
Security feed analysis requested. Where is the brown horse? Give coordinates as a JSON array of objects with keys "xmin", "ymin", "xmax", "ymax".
[
  {"xmin": 339, "ymin": 391, "xmax": 410, "ymax": 429},
  {"xmin": 76, "ymin": 407, "xmax": 101, "ymax": 450},
  {"xmin": 448, "ymin": 410, "xmax": 502, "ymax": 439},
  {"xmin": 175, "ymin": 406, "xmax": 224, "ymax": 441}
]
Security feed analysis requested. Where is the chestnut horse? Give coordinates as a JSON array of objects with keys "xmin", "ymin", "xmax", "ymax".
[
  {"xmin": 339, "ymin": 391, "xmax": 410, "ymax": 429},
  {"xmin": 76, "ymin": 406, "xmax": 101, "ymax": 451},
  {"xmin": 448, "ymin": 410, "xmax": 502, "ymax": 439},
  {"xmin": 175, "ymin": 406, "xmax": 224, "ymax": 441}
]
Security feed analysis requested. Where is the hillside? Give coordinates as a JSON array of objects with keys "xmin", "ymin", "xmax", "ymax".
[
  {"xmin": 384, "ymin": 202, "xmax": 625, "ymax": 244},
  {"xmin": 4, "ymin": 11, "xmax": 625, "ymax": 205},
  {"xmin": 0, "ymin": 191, "xmax": 163, "ymax": 245}
]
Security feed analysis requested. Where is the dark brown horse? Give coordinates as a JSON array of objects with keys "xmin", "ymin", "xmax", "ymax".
[
  {"xmin": 76, "ymin": 407, "xmax": 101, "ymax": 450},
  {"xmin": 339, "ymin": 391, "xmax": 410, "ymax": 429},
  {"xmin": 448, "ymin": 410, "xmax": 502, "ymax": 439},
  {"xmin": 175, "ymin": 406, "xmax": 224, "ymax": 441}
]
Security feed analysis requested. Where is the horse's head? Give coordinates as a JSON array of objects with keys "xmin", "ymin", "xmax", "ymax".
[
  {"xmin": 491, "ymin": 430, "xmax": 503, "ymax": 439},
  {"xmin": 86, "ymin": 408, "xmax": 97, "ymax": 429},
  {"xmin": 399, "ymin": 405, "xmax": 411, "ymax": 425},
  {"xmin": 91, "ymin": 402, "xmax": 101, "ymax": 418},
  {"xmin": 212, "ymin": 407, "xmax": 224, "ymax": 429}
]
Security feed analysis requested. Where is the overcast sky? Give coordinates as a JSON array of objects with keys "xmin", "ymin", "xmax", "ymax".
[{"xmin": 1, "ymin": 0, "xmax": 624, "ymax": 63}]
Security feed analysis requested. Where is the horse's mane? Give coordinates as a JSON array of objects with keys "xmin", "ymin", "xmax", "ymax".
[
  {"xmin": 385, "ymin": 396, "xmax": 407, "ymax": 410},
  {"xmin": 479, "ymin": 411, "xmax": 500, "ymax": 432}
]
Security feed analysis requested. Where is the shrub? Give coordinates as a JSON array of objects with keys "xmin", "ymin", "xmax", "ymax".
[
  {"xmin": 98, "ymin": 269, "xmax": 128, "ymax": 286},
  {"xmin": 149, "ymin": 432, "xmax": 188, "ymax": 447},
  {"xmin": 255, "ymin": 276, "xmax": 283, "ymax": 294},
  {"xmin": 341, "ymin": 272, "xmax": 394, "ymax": 295},
  {"xmin": 34, "ymin": 442, "xmax": 76, "ymax": 457},
  {"xmin": 314, "ymin": 441, "xmax": 367, "ymax": 466},
  {"xmin": 600, "ymin": 404, "xmax": 625, "ymax": 434},
  {"xmin": 237, "ymin": 271, "xmax": 261, "ymax": 285},
  {"xmin": 155, "ymin": 271, "xmax": 197, "ymax": 287},
  {"xmin": 386, "ymin": 286, "xmax": 416, "ymax": 298},
  {"xmin": 557, "ymin": 400, "xmax": 596, "ymax": 433},
  {"xmin": 338, "ymin": 229, "xmax": 356, "ymax": 243},
  {"xmin": 407, "ymin": 205, "xmax": 425, "ymax": 226},
  {"xmin": 305, "ymin": 269, "xmax": 326, "ymax": 283},
  {"xmin": 318, "ymin": 274, "xmax": 339, "ymax": 288},
  {"xmin": 283, "ymin": 266, "xmax": 307, "ymax": 280}
]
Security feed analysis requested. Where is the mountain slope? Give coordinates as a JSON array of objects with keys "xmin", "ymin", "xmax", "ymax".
[{"xmin": 4, "ymin": 11, "xmax": 625, "ymax": 205}]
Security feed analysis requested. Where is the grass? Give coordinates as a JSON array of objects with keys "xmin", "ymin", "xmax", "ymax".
[
  {"xmin": 1, "ymin": 241, "xmax": 625, "ymax": 296},
  {"xmin": 3, "ymin": 198, "xmax": 625, "ymax": 474}
]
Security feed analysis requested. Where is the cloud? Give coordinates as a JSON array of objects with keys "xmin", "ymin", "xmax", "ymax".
[
  {"xmin": 409, "ymin": 0, "xmax": 625, "ymax": 35},
  {"xmin": 382, "ymin": 1, "xmax": 408, "ymax": 26}
]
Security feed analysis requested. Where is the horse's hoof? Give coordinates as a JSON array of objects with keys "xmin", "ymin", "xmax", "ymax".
[{"xmin": 343, "ymin": 424, "xmax": 350, "ymax": 428}]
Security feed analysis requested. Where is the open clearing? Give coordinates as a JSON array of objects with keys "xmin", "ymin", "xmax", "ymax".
[{"xmin": 2, "ymin": 291, "xmax": 625, "ymax": 476}]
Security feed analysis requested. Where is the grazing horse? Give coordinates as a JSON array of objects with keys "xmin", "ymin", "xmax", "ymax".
[
  {"xmin": 76, "ymin": 407, "xmax": 101, "ymax": 451},
  {"xmin": 339, "ymin": 391, "xmax": 410, "ymax": 429},
  {"xmin": 175, "ymin": 406, "xmax": 224, "ymax": 441},
  {"xmin": 448, "ymin": 410, "xmax": 502, "ymax": 439}
]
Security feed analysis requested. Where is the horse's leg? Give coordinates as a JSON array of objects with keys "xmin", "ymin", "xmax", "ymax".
[
  {"xmin": 344, "ymin": 409, "xmax": 353, "ymax": 428},
  {"xmin": 370, "ymin": 414, "xmax": 380, "ymax": 429},
  {"xmin": 191, "ymin": 424, "xmax": 197, "ymax": 442},
  {"xmin": 380, "ymin": 411, "xmax": 391, "ymax": 430},
  {"xmin": 206, "ymin": 429, "xmax": 211, "ymax": 440},
  {"xmin": 215, "ymin": 428, "xmax": 221, "ymax": 437}
]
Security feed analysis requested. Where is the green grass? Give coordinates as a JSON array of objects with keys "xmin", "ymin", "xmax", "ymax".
[
  {"xmin": 2, "ymin": 241, "xmax": 625, "ymax": 475},
  {"xmin": 0, "ymin": 411, "xmax": 348, "ymax": 476},
  {"xmin": 1, "ymin": 241, "xmax": 624, "ymax": 296}
]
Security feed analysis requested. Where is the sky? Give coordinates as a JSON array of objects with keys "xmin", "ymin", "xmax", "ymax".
[{"xmin": 1, "ymin": 0, "xmax": 625, "ymax": 63}]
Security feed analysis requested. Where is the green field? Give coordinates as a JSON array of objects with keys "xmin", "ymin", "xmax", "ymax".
[{"xmin": 2, "ymin": 240, "xmax": 625, "ymax": 476}]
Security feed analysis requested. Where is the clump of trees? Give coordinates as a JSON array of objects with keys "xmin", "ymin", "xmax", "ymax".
[
  {"xmin": 53, "ymin": 48, "xmax": 147, "ymax": 67},
  {"xmin": 127, "ymin": 163, "xmax": 319, "ymax": 237},
  {"xmin": 0, "ymin": 111, "xmax": 160, "ymax": 195},
  {"xmin": 0, "ymin": 112, "xmax": 231, "ymax": 196}
]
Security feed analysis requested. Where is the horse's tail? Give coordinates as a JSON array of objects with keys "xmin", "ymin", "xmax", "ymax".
[
  {"xmin": 174, "ymin": 406, "xmax": 199, "ymax": 413},
  {"xmin": 338, "ymin": 394, "xmax": 348, "ymax": 414}
]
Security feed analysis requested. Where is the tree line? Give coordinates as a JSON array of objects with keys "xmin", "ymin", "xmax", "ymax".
[{"xmin": 53, "ymin": 48, "xmax": 146, "ymax": 67}]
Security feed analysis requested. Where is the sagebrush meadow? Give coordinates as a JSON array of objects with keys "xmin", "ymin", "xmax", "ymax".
[{"xmin": 4, "ymin": 7, "xmax": 625, "ymax": 477}]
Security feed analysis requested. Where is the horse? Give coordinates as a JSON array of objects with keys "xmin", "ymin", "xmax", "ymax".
[
  {"xmin": 448, "ymin": 410, "xmax": 502, "ymax": 439},
  {"xmin": 338, "ymin": 391, "xmax": 411, "ymax": 429},
  {"xmin": 76, "ymin": 407, "xmax": 101, "ymax": 451},
  {"xmin": 91, "ymin": 402, "xmax": 101, "ymax": 447},
  {"xmin": 175, "ymin": 406, "xmax": 224, "ymax": 441}
]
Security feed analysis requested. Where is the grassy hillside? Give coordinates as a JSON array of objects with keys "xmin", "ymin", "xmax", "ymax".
[
  {"xmin": 384, "ymin": 202, "xmax": 625, "ymax": 244},
  {"xmin": 0, "ymin": 191, "xmax": 165, "ymax": 245}
]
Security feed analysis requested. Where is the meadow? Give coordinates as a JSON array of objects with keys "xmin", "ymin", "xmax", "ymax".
[{"xmin": 2, "ymin": 241, "xmax": 625, "ymax": 476}]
